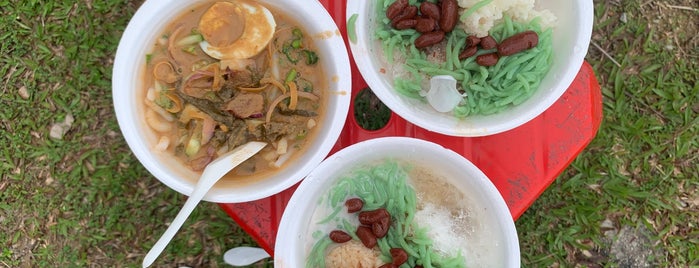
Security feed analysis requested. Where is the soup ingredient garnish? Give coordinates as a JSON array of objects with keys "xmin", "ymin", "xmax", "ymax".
[{"xmin": 199, "ymin": 1, "xmax": 276, "ymax": 60}]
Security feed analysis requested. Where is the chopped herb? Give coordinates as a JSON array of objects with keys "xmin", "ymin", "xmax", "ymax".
[
  {"xmin": 182, "ymin": 46, "xmax": 197, "ymax": 55},
  {"xmin": 292, "ymin": 28, "xmax": 303, "ymax": 39},
  {"xmin": 303, "ymin": 50, "xmax": 318, "ymax": 65},
  {"xmin": 282, "ymin": 43, "xmax": 299, "ymax": 64},
  {"xmin": 285, "ymin": 68, "xmax": 298, "ymax": 83},
  {"xmin": 298, "ymin": 78, "xmax": 313, "ymax": 92},
  {"xmin": 296, "ymin": 129, "xmax": 307, "ymax": 140},
  {"xmin": 146, "ymin": 54, "xmax": 153, "ymax": 64},
  {"xmin": 292, "ymin": 39, "xmax": 303, "ymax": 49}
]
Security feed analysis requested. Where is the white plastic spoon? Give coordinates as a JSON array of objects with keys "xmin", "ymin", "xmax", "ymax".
[
  {"xmin": 142, "ymin": 141, "xmax": 268, "ymax": 268},
  {"xmin": 223, "ymin": 246, "xmax": 271, "ymax": 266}
]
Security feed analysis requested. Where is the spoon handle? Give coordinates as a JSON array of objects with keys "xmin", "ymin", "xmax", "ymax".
[
  {"xmin": 141, "ymin": 141, "xmax": 266, "ymax": 267},
  {"xmin": 142, "ymin": 181, "xmax": 212, "ymax": 268}
]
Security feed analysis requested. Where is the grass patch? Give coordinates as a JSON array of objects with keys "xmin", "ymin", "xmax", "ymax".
[
  {"xmin": 0, "ymin": 1, "xmax": 263, "ymax": 267},
  {"xmin": 517, "ymin": 0, "xmax": 698, "ymax": 266}
]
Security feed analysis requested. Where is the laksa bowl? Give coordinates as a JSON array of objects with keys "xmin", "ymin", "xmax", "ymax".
[
  {"xmin": 113, "ymin": 0, "xmax": 351, "ymax": 203},
  {"xmin": 347, "ymin": 0, "xmax": 593, "ymax": 136},
  {"xmin": 275, "ymin": 137, "xmax": 520, "ymax": 268}
]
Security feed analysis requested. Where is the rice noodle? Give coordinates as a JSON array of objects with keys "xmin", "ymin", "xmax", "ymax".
[{"xmin": 145, "ymin": 109, "xmax": 173, "ymax": 132}]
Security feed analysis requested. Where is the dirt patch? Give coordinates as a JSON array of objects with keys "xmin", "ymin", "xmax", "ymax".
[{"xmin": 604, "ymin": 225, "xmax": 665, "ymax": 267}]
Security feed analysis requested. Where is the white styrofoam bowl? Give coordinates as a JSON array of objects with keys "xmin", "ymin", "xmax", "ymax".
[
  {"xmin": 112, "ymin": 0, "xmax": 351, "ymax": 203},
  {"xmin": 275, "ymin": 137, "xmax": 520, "ymax": 267},
  {"xmin": 347, "ymin": 0, "xmax": 593, "ymax": 136}
]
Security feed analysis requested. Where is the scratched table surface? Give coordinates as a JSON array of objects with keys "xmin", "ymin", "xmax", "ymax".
[{"xmin": 219, "ymin": 0, "xmax": 603, "ymax": 256}]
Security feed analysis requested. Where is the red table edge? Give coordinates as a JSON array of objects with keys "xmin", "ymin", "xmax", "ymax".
[{"xmin": 511, "ymin": 61, "xmax": 603, "ymax": 220}]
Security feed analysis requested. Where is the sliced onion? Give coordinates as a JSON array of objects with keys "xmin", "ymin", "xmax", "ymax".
[
  {"xmin": 266, "ymin": 93, "xmax": 290, "ymax": 123},
  {"xmin": 297, "ymin": 91, "xmax": 319, "ymax": 101},
  {"xmin": 154, "ymin": 136, "xmax": 170, "ymax": 151},
  {"xmin": 276, "ymin": 137, "xmax": 288, "ymax": 155},
  {"xmin": 273, "ymin": 146, "xmax": 297, "ymax": 168},
  {"xmin": 145, "ymin": 109, "xmax": 172, "ymax": 132},
  {"xmin": 201, "ymin": 117, "xmax": 216, "ymax": 145}
]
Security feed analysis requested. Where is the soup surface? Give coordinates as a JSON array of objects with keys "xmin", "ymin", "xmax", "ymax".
[
  {"xmin": 306, "ymin": 160, "xmax": 505, "ymax": 267},
  {"xmin": 142, "ymin": 0, "xmax": 326, "ymax": 182}
]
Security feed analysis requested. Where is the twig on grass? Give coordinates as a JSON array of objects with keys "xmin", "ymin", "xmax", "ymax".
[
  {"xmin": 590, "ymin": 40, "xmax": 622, "ymax": 68},
  {"xmin": 663, "ymin": 4, "xmax": 699, "ymax": 12}
]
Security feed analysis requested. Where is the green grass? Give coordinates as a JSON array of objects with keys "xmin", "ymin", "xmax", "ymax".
[
  {"xmin": 517, "ymin": 1, "xmax": 699, "ymax": 267},
  {"xmin": 0, "ymin": 1, "xmax": 264, "ymax": 267},
  {"xmin": 0, "ymin": 0, "xmax": 697, "ymax": 267}
]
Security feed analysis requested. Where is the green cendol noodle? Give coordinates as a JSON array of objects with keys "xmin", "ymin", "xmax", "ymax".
[
  {"xmin": 374, "ymin": 0, "xmax": 553, "ymax": 117},
  {"xmin": 306, "ymin": 160, "xmax": 465, "ymax": 268}
]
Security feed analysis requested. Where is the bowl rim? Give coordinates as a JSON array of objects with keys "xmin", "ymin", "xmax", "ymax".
[
  {"xmin": 274, "ymin": 137, "xmax": 520, "ymax": 267},
  {"xmin": 112, "ymin": 0, "xmax": 352, "ymax": 203},
  {"xmin": 346, "ymin": 0, "xmax": 594, "ymax": 137}
]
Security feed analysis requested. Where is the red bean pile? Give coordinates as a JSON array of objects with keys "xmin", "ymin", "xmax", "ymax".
[
  {"xmin": 458, "ymin": 30, "xmax": 539, "ymax": 66},
  {"xmin": 327, "ymin": 198, "xmax": 418, "ymax": 267},
  {"xmin": 386, "ymin": 0, "xmax": 460, "ymax": 48},
  {"xmin": 386, "ymin": 0, "xmax": 540, "ymax": 67}
]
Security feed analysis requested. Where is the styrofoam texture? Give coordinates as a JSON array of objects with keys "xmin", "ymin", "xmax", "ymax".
[
  {"xmin": 112, "ymin": 0, "xmax": 351, "ymax": 203},
  {"xmin": 275, "ymin": 137, "xmax": 520, "ymax": 268},
  {"xmin": 347, "ymin": 0, "xmax": 593, "ymax": 136}
]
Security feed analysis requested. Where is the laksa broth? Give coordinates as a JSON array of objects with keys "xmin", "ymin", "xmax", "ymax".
[{"xmin": 141, "ymin": 0, "xmax": 327, "ymax": 185}]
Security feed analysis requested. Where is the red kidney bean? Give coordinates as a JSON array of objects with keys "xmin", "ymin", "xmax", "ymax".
[
  {"xmin": 476, "ymin": 52, "xmax": 499, "ymax": 66},
  {"xmin": 390, "ymin": 248, "xmax": 408, "ymax": 266},
  {"xmin": 497, "ymin": 30, "xmax": 539, "ymax": 56},
  {"xmin": 481, "ymin": 35, "xmax": 498, "ymax": 49},
  {"xmin": 356, "ymin": 226, "xmax": 377, "ymax": 248},
  {"xmin": 390, "ymin": 5, "xmax": 418, "ymax": 28},
  {"xmin": 358, "ymin": 208, "xmax": 390, "ymax": 225},
  {"xmin": 480, "ymin": 35, "xmax": 497, "ymax": 49},
  {"xmin": 458, "ymin": 45, "xmax": 478, "ymax": 60},
  {"xmin": 414, "ymin": 30, "xmax": 445, "ymax": 48},
  {"xmin": 466, "ymin": 35, "xmax": 481, "ymax": 47},
  {"xmin": 415, "ymin": 17, "xmax": 437, "ymax": 33},
  {"xmin": 379, "ymin": 264, "xmax": 397, "ymax": 268},
  {"xmin": 345, "ymin": 198, "xmax": 364, "ymax": 213},
  {"xmin": 419, "ymin": 2, "xmax": 440, "ymax": 21},
  {"xmin": 329, "ymin": 230, "xmax": 352, "ymax": 243},
  {"xmin": 438, "ymin": 0, "xmax": 459, "ymax": 32},
  {"xmin": 394, "ymin": 19, "xmax": 417, "ymax": 30},
  {"xmin": 386, "ymin": 0, "xmax": 408, "ymax": 20},
  {"xmin": 372, "ymin": 216, "xmax": 390, "ymax": 238}
]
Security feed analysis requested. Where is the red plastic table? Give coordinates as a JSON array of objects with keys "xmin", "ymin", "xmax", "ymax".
[{"xmin": 219, "ymin": 0, "xmax": 603, "ymax": 256}]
